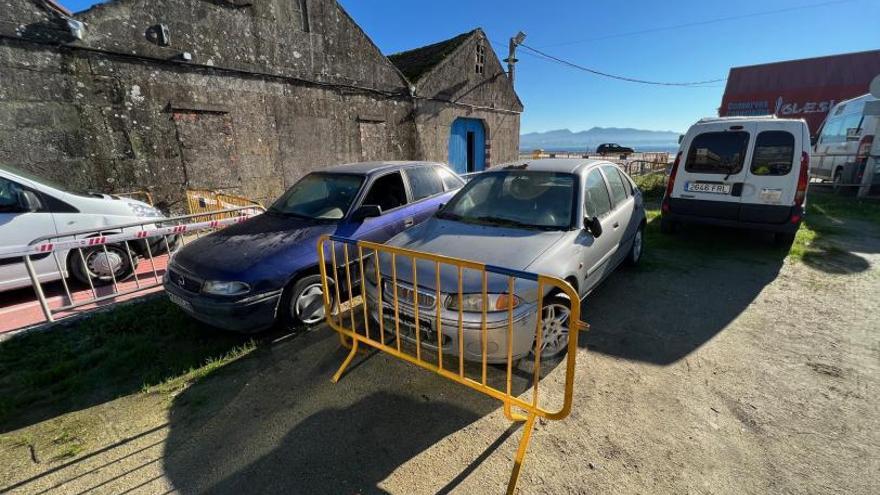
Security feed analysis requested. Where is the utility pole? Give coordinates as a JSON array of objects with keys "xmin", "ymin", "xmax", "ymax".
[{"xmin": 504, "ymin": 31, "xmax": 526, "ymax": 86}]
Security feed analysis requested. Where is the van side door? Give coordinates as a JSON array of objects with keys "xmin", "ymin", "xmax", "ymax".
[{"xmin": 0, "ymin": 175, "xmax": 61, "ymax": 292}]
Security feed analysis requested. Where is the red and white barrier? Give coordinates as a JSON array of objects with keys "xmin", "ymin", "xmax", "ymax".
[{"xmin": 0, "ymin": 214, "xmax": 253, "ymax": 260}]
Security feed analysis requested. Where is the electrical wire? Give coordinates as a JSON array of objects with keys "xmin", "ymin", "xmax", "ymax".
[{"xmin": 517, "ymin": 43, "xmax": 726, "ymax": 86}]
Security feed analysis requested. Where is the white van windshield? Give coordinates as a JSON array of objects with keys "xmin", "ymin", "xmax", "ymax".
[{"xmin": 685, "ymin": 132, "xmax": 750, "ymax": 175}]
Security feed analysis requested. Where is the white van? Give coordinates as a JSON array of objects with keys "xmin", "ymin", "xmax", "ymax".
[
  {"xmin": 0, "ymin": 164, "xmax": 166, "ymax": 292},
  {"xmin": 660, "ymin": 116, "xmax": 811, "ymax": 242},
  {"xmin": 811, "ymin": 94, "xmax": 879, "ymax": 191}
]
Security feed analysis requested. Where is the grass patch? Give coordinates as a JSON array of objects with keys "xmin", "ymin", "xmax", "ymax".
[
  {"xmin": 633, "ymin": 173, "xmax": 667, "ymax": 202},
  {"xmin": 808, "ymin": 190, "xmax": 880, "ymax": 224},
  {"xmin": 0, "ymin": 298, "xmax": 256, "ymax": 432}
]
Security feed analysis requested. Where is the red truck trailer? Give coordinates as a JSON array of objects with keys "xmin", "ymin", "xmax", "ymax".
[{"xmin": 719, "ymin": 50, "xmax": 880, "ymax": 137}]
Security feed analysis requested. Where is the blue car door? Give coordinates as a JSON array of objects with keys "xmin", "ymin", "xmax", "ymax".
[
  {"xmin": 339, "ymin": 170, "xmax": 410, "ymax": 243},
  {"xmin": 403, "ymin": 166, "xmax": 455, "ymax": 224}
]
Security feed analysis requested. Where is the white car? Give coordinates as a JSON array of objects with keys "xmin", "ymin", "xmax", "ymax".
[
  {"xmin": 661, "ymin": 116, "xmax": 811, "ymax": 243},
  {"xmin": 0, "ymin": 165, "xmax": 166, "ymax": 292},
  {"xmin": 811, "ymin": 93, "xmax": 879, "ymax": 191}
]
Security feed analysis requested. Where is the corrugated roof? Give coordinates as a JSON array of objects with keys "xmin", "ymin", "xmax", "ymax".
[{"xmin": 387, "ymin": 30, "xmax": 475, "ymax": 83}]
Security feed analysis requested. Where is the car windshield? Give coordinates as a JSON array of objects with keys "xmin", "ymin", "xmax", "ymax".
[
  {"xmin": 268, "ymin": 173, "xmax": 364, "ymax": 220},
  {"xmin": 438, "ymin": 171, "xmax": 575, "ymax": 230}
]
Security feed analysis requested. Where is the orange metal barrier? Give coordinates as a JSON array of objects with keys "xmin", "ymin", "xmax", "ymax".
[
  {"xmin": 317, "ymin": 235, "xmax": 588, "ymax": 494},
  {"xmin": 186, "ymin": 189, "xmax": 264, "ymax": 219}
]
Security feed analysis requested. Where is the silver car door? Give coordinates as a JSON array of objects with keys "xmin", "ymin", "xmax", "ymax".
[
  {"xmin": 600, "ymin": 165, "xmax": 635, "ymax": 264},
  {"xmin": 581, "ymin": 168, "xmax": 616, "ymax": 292}
]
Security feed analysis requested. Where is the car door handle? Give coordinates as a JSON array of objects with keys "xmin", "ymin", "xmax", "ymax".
[
  {"xmin": 404, "ymin": 218, "xmax": 414, "ymax": 227},
  {"xmin": 613, "ymin": 222, "xmax": 619, "ymax": 229}
]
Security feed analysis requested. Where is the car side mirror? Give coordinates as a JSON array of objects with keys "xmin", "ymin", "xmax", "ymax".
[
  {"xmin": 584, "ymin": 216, "xmax": 602, "ymax": 237},
  {"xmin": 17, "ymin": 190, "xmax": 42, "ymax": 212},
  {"xmin": 810, "ymin": 135, "xmax": 818, "ymax": 147},
  {"xmin": 352, "ymin": 204, "xmax": 381, "ymax": 221},
  {"xmin": 678, "ymin": 134, "xmax": 684, "ymax": 144}
]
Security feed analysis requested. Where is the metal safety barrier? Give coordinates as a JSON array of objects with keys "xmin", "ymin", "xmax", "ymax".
[
  {"xmin": 317, "ymin": 235, "xmax": 588, "ymax": 494},
  {"xmin": 186, "ymin": 189, "xmax": 264, "ymax": 219},
  {"xmin": 0, "ymin": 206, "xmax": 263, "ymax": 326}
]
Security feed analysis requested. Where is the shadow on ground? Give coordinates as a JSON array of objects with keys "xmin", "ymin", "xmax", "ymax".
[
  {"xmin": 163, "ymin": 328, "xmax": 506, "ymax": 494},
  {"xmin": 580, "ymin": 219, "xmax": 788, "ymax": 365}
]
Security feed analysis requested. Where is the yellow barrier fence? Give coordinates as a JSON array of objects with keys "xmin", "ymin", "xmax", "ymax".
[
  {"xmin": 186, "ymin": 189, "xmax": 264, "ymax": 219},
  {"xmin": 317, "ymin": 234, "xmax": 588, "ymax": 494}
]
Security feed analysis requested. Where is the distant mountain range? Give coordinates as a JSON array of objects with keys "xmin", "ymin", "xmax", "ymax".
[{"xmin": 520, "ymin": 127, "xmax": 681, "ymax": 152}]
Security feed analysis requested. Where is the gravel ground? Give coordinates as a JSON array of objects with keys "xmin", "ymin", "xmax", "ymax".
[{"xmin": 1, "ymin": 215, "xmax": 878, "ymax": 494}]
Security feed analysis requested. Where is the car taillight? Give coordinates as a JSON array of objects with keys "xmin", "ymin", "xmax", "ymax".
[
  {"xmin": 857, "ymin": 135, "xmax": 874, "ymax": 163},
  {"xmin": 662, "ymin": 151, "xmax": 682, "ymax": 213},
  {"xmin": 794, "ymin": 151, "xmax": 809, "ymax": 207}
]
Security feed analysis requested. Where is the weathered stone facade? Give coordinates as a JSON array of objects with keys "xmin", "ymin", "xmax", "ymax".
[{"xmin": 0, "ymin": 0, "xmax": 521, "ymax": 210}]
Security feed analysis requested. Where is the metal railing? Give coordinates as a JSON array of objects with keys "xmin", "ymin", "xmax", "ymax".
[
  {"xmin": 0, "ymin": 206, "xmax": 263, "ymax": 325},
  {"xmin": 317, "ymin": 235, "xmax": 588, "ymax": 494}
]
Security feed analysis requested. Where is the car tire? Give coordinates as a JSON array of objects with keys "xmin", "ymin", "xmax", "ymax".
[
  {"xmin": 531, "ymin": 294, "xmax": 572, "ymax": 361},
  {"xmin": 625, "ymin": 225, "xmax": 644, "ymax": 266},
  {"xmin": 832, "ymin": 168, "xmax": 844, "ymax": 194},
  {"xmin": 280, "ymin": 274, "xmax": 334, "ymax": 330},
  {"xmin": 70, "ymin": 244, "xmax": 136, "ymax": 286},
  {"xmin": 775, "ymin": 232, "xmax": 797, "ymax": 246},
  {"xmin": 660, "ymin": 216, "xmax": 676, "ymax": 234}
]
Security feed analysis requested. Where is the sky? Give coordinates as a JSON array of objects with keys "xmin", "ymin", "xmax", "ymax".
[{"xmin": 62, "ymin": 0, "xmax": 880, "ymax": 134}]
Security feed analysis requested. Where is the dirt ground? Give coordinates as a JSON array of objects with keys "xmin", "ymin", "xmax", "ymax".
[{"xmin": 1, "ymin": 208, "xmax": 878, "ymax": 494}]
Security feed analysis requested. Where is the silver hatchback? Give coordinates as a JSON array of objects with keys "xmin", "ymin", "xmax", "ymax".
[{"xmin": 363, "ymin": 159, "xmax": 646, "ymax": 362}]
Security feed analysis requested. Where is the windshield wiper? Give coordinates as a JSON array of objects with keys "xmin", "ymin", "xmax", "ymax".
[
  {"xmin": 267, "ymin": 208, "xmax": 309, "ymax": 219},
  {"xmin": 472, "ymin": 216, "xmax": 538, "ymax": 229},
  {"xmin": 435, "ymin": 211, "xmax": 462, "ymax": 221}
]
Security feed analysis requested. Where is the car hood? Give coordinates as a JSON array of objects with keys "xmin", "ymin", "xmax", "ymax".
[
  {"xmin": 172, "ymin": 213, "xmax": 334, "ymax": 286},
  {"xmin": 388, "ymin": 217, "xmax": 567, "ymax": 271},
  {"xmin": 376, "ymin": 217, "xmax": 568, "ymax": 295}
]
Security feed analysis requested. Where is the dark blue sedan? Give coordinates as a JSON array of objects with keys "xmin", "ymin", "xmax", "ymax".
[{"xmin": 165, "ymin": 161, "xmax": 464, "ymax": 332}]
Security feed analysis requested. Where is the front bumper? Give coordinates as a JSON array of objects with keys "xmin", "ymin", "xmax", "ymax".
[
  {"xmin": 164, "ymin": 278, "xmax": 282, "ymax": 332},
  {"xmin": 362, "ymin": 282, "xmax": 538, "ymax": 363}
]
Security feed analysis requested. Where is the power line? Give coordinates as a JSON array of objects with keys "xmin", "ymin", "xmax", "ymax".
[
  {"xmin": 517, "ymin": 43, "xmax": 727, "ymax": 87},
  {"xmin": 539, "ymin": 0, "xmax": 856, "ymax": 48}
]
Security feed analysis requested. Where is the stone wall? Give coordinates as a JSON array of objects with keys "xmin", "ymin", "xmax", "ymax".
[{"xmin": 0, "ymin": 0, "xmax": 520, "ymax": 211}]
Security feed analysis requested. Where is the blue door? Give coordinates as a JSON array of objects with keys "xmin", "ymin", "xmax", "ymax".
[{"xmin": 448, "ymin": 118, "xmax": 485, "ymax": 175}]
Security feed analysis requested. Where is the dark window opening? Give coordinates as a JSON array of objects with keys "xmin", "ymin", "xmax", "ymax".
[
  {"xmin": 466, "ymin": 131, "xmax": 476, "ymax": 172},
  {"xmin": 475, "ymin": 43, "xmax": 486, "ymax": 74},
  {"xmin": 751, "ymin": 131, "xmax": 795, "ymax": 176},
  {"xmin": 685, "ymin": 131, "xmax": 750, "ymax": 175},
  {"xmin": 405, "ymin": 167, "xmax": 445, "ymax": 201},
  {"xmin": 362, "ymin": 172, "xmax": 407, "ymax": 212}
]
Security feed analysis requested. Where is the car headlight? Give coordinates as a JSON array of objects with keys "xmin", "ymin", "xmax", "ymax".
[
  {"xmin": 202, "ymin": 280, "xmax": 251, "ymax": 296},
  {"xmin": 127, "ymin": 202, "xmax": 163, "ymax": 218},
  {"xmin": 446, "ymin": 293, "xmax": 523, "ymax": 312}
]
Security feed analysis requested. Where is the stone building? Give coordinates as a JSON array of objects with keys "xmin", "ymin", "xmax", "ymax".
[{"xmin": 0, "ymin": 0, "xmax": 522, "ymax": 210}]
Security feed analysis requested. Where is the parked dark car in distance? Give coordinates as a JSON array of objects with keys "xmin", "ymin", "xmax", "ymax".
[
  {"xmin": 596, "ymin": 143, "xmax": 635, "ymax": 156},
  {"xmin": 164, "ymin": 161, "xmax": 464, "ymax": 332}
]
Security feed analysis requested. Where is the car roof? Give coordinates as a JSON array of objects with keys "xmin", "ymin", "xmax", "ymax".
[
  {"xmin": 490, "ymin": 158, "xmax": 610, "ymax": 175},
  {"xmin": 695, "ymin": 116, "xmax": 805, "ymax": 125},
  {"xmin": 322, "ymin": 161, "xmax": 447, "ymax": 175}
]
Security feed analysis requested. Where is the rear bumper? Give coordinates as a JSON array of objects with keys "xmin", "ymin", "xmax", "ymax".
[
  {"xmin": 663, "ymin": 197, "xmax": 802, "ymax": 234},
  {"xmin": 164, "ymin": 281, "xmax": 282, "ymax": 332}
]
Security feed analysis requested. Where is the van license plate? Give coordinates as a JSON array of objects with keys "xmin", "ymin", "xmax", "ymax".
[
  {"xmin": 686, "ymin": 182, "xmax": 731, "ymax": 194},
  {"xmin": 169, "ymin": 293, "xmax": 194, "ymax": 313}
]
